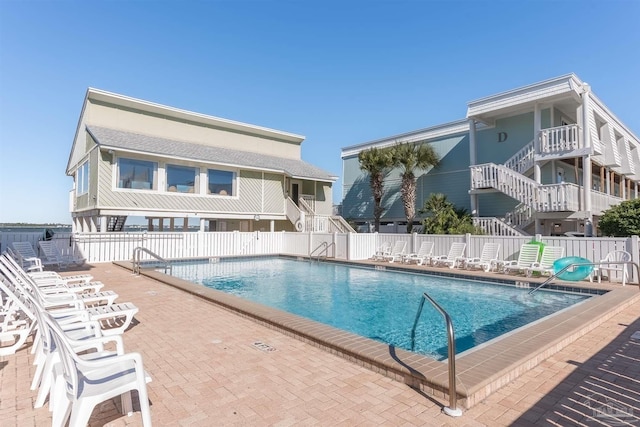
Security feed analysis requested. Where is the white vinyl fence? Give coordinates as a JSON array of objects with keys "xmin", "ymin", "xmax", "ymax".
[{"xmin": 2, "ymin": 230, "xmax": 638, "ymax": 282}]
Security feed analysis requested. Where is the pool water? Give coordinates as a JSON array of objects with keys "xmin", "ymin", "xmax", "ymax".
[{"xmin": 167, "ymin": 258, "xmax": 590, "ymax": 359}]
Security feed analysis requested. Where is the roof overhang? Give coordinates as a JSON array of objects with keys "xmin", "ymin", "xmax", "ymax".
[
  {"xmin": 466, "ymin": 74, "xmax": 585, "ymax": 125},
  {"xmin": 341, "ymin": 119, "xmax": 475, "ymax": 158}
]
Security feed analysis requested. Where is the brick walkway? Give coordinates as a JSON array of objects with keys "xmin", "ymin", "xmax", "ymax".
[{"xmin": 1, "ymin": 263, "xmax": 639, "ymax": 426}]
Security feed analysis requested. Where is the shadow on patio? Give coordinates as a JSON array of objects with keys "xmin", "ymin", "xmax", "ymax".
[{"xmin": 512, "ymin": 315, "xmax": 640, "ymax": 426}]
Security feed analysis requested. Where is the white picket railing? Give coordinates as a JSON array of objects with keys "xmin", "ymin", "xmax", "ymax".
[
  {"xmin": 471, "ymin": 163, "xmax": 583, "ymax": 212},
  {"xmin": 472, "ymin": 217, "xmax": 523, "ymax": 237},
  {"xmin": 539, "ymin": 124, "xmax": 581, "ymax": 154},
  {"xmin": 504, "ymin": 140, "xmax": 535, "ymax": 175},
  {"xmin": 504, "ymin": 203, "xmax": 533, "ymax": 230}
]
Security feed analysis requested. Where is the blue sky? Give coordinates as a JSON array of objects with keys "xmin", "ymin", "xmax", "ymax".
[{"xmin": 1, "ymin": 0, "xmax": 639, "ymax": 224}]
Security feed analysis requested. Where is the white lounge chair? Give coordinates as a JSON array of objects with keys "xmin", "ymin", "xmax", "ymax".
[
  {"xmin": 502, "ymin": 243, "xmax": 541, "ymax": 275},
  {"xmin": 0, "ymin": 256, "xmax": 137, "ymax": 336},
  {"xmin": 403, "ymin": 241, "xmax": 434, "ymax": 265},
  {"xmin": 38, "ymin": 240, "xmax": 85, "ymax": 269},
  {"xmin": 10, "ymin": 242, "xmax": 43, "ymax": 272},
  {"xmin": 465, "ymin": 243, "xmax": 501, "ymax": 272},
  {"xmin": 383, "ymin": 241, "xmax": 408, "ymax": 263},
  {"xmin": 525, "ymin": 246, "xmax": 565, "ymax": 277},
  {"xmin": 1, "ymin": 252, "xmax": 101, "ymax": 294},
  {"xmin": 432, "ymin": 242, "xmax": 467, "ymax": 268},
  {"xmin": 591, "ymin": 250, "xmax": 632, "ymax": 285},
  {"xmin": 371, "ymin": 242, "xmax": 392, "ymax": 261}
]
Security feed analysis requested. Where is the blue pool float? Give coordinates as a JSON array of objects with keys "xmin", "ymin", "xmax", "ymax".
[{"xmin": 553, "ymin": 256, "xmax": 594, "ymax": 281}]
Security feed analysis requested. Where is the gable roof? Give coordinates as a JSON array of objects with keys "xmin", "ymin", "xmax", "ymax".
[{"xmin": 87, "ymin": 126, "xmax": 337, "ymax": 182}]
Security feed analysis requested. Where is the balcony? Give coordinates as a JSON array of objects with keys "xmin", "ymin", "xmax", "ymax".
[{"xmin": 537, "ymin": 124, "xmax": 592, "ymax": 159}]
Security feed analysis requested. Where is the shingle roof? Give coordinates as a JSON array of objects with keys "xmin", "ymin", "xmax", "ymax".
[{"xmin": 87, "ymin": 126, "xmax": 337, "ymax": 182}]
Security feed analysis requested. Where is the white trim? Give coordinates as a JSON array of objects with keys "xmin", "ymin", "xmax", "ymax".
[{"xmin": 341, "ymin": 119, "xmax": 477, "ymax": 157}]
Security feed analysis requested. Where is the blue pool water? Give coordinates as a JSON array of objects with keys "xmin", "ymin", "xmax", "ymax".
[{"xmin": 167, "ymin": 258, "xmax": 590, "ymax": 359}]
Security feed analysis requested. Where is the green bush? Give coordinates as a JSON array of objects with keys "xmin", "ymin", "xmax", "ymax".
[{"xmin": 598, "ymin": 199, "xmax": 640, "ymax": 237}]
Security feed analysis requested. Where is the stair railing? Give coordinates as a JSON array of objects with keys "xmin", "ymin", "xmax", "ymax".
[{"xmin": 504, "ymin": 139, "xmax": 535, "ymax": 174}]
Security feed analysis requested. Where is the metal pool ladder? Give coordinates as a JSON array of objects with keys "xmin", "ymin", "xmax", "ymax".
[
  {"xmin": 309, "ymin": 241, "xmax": 335, "ymax": 262},
  {"xmin": 410, "ymin": 292, "xmax": 462, "ymax": 417},
  {"xmin": 132, "ymin": 247, "xmax": 172, "ymax": 275},
  {"xmin": 529, "ymin": 260, "xmax": 640, "ymax": 294}
]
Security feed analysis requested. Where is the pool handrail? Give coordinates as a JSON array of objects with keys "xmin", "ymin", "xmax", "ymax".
[
  {"xmin": 309, "ymin": 241, "xmax": 335, "ymax": 262},
  {"xmin": 132, "ymin": 246, "xmax": 172, "ymax": 275},
  {"xmin": 410, "ymin": 292, "xmax": 462, "ymax": 417},
  {"xmin": 528, "ymin": 260, "xmax": 640, "ymax": 294}
]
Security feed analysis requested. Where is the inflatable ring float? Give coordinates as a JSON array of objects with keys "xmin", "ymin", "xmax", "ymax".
[{"xmin": 553, "ymin": 256, "xmax": 594, "ymax": 281}]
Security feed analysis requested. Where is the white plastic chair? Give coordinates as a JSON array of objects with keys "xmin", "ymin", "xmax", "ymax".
[
  {"xmin": 432, "ymin": 242, "xmax": 467, "ymax": 268},
  {"xmin": 403, "ymin": 241, "xmax": 434, "ymax": 265},
  {"xmin": 592, "ymin": 250, "xmax": 632, "ymax": 285},
  {"xmin": 465, "ymin": 243, "xmax": 501, "ymax": 272},
  {"xmin": 43, "ymin": 311, "xmax": 152, "ymax": 427},
  {"xmin": 525, "ymin": 246, "xmax": 565, "ymax": 277}
]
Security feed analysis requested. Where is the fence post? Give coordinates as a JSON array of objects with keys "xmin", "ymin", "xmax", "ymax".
[
  {"xmin": 465, "ymin": 233, "xmax": 471, "ymax": 258},
  {"xmin": 630, "ymin": 235, "xmax": 639, "ymax": 283}
]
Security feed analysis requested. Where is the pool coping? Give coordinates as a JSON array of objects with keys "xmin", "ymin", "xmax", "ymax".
[{"xmin": 115, "ymin": 256, "xmax": 640, "ymax": 409}]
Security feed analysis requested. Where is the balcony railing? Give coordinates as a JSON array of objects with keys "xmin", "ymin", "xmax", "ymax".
[{"xmin": 539, "ymin": 124, "xmax": 581, "ymax": 154}]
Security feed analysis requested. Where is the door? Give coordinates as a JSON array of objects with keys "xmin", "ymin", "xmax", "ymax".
[{"xmin": 291, "ymin": 180, "xmax": 301, "ymax": 206}]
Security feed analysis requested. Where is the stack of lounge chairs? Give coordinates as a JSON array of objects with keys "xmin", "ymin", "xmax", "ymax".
[{"xmin": 0, "ymin": 251, "xmax": 152, "ymax": 426}]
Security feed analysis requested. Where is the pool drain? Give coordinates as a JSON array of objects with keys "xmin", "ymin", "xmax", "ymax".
[{"xmin": 252, "ymin": 341, "xmax": 276, "ymax": 352}]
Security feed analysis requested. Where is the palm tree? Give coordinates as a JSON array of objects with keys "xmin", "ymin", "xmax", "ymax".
[
  {"xmin": 358, "ymin": 147, "xmax": 394, "ymax": 232},
  {"xmin": 391, "ymin": 142, "xmax": 439, "ymax": 233}
]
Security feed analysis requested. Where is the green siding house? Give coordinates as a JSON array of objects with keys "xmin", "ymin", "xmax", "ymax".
[
  {"xmin": 341, "ymin": 74, "xmax": 640, "ymax": 236},
  {"xmin": 66, "ymin": 89, "xmax": 349, "ymax": 233}
]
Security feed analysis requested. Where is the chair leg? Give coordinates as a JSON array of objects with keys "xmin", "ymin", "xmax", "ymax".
[
  {"xmin": 69, "ymin": 398, "xmax": 97, "ymax": 427},
  {"xmin": 51, "ymin": 393, "xmax": 71, "ymax": 427}
]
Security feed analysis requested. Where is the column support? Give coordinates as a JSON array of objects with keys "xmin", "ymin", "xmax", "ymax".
[
  {"xmin": 468, "ymin": 118, "xmax": 478, "ymax": 216},
  {"xmin": 534, "ymin": 103, "xmax": 541, "ymax": 184},
  {"xmin": 581, "ymin": 84, "xmax": 592, "ymax": 220}
]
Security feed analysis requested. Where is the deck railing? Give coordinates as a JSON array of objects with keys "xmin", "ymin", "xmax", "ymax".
[{"xmin": 539, "ymin": 124, "xmax": 581, "ymax": 154}]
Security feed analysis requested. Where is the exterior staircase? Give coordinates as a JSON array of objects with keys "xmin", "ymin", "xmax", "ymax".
[
  {"xmin": 471, "ymin": 131, "xmax": 586, "ymax": 236},
  {"xmin": 286, "ymin": 197, "xmax": 356, "ymax": 233},
  {"xmin": 107, "ymin": 215, "xmax": 127, "ymax": 232}
]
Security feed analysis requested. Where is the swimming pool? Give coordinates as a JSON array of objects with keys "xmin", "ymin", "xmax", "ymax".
[{"xmin": 166, "ymin": 257, "xmax": 589, "ymax": 359}]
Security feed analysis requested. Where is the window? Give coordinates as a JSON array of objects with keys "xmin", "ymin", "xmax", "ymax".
[
  {"xmin": 76, "ymin": 161, "xmax": 89, "ymax": 195},
  {"xmin": 166, "ymin": 164, "xmax": 197, "ymax": 193},
  {"xmin": 118, "ymin": 158, "xmax": 156, "ymax": 190},
  {"xmin": 208, "ymin": 169, "xmax": 235, "ymax": 196}
]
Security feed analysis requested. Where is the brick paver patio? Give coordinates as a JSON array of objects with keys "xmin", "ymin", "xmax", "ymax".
[{"xmin": 1, "ymin": 262, "xmax": 639, "ymax": 426}]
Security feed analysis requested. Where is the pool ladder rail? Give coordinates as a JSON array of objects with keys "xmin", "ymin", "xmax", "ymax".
[
  {"xmin": 410, "ymin": 292, "xmax": 462, "ymax": 417},
  {"xmin": 132, "ymin": 246, "xmax": 172, "ymax": 275},
  {"xmin": 309, "ymin": 241, "xmax": 335, "ymax": 262},
  {"xmin": 529, "ymin": 260, "xmax": 640, "ymax": 294}
]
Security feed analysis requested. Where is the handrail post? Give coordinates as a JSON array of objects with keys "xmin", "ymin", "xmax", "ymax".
[
  {"xmin": 410, "ymin": 292, "xmax": 462, "ymax": 417},
  {"xmin": 132, "ymin": 246, "xmax": 171, "ymax": 275}
]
